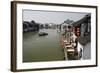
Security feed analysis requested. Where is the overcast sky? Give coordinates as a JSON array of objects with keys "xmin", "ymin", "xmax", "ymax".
[{"xmin": 23, "ymin": 10, "xmax": 88, "ymax": 24}]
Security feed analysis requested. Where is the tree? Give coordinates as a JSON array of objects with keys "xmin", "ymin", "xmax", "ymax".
[{"xmin": 31, "ymin": 20, "xmax": 35, "ymax": 24}]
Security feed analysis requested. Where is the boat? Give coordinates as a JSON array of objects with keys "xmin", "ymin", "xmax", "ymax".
[{"xmin": 39, "ymin": 32, "xmax": 48, "ymax": 36}]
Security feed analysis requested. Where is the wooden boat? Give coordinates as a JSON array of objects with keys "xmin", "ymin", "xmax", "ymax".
[{"xmin": 39, "ymin": 32, "xmax": 48, "ymax": 36}]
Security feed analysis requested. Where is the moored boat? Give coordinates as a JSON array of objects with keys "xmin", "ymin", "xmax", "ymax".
[{"xmin": 39, "ymin": 32, "xmax": 48, "ymax": 36}]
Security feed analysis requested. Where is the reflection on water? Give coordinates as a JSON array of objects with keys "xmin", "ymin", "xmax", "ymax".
[{"xmin": 23, "ymin": 29, "xmax": 65, "ymax": 62}]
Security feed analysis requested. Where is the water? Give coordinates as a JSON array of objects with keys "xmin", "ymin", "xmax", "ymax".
[{"xmin": 23, "ymin": 29, "xmax": 65, "ymax": 62}]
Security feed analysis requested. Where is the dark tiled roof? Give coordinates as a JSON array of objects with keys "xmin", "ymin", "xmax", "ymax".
[{"xmin": 72, "ymin": 14, "xmax": 91, "ymax": 27}]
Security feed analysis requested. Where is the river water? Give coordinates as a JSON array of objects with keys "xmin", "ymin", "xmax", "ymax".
[{"xmin": 23, "ymin": 29, "xmax": 65, "ymax": 62}]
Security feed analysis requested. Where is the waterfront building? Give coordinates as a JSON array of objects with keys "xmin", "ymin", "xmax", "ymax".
[
  {"xmin": 72, "ymin": 14, "xmax": 91, "ymax": 60},
  {"xmin": 23, "ymin": 20, "xmax": 39, "ymax": 32}
]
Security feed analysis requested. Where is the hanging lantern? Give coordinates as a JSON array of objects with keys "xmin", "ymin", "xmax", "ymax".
[{"xmin": 77, "ymin": 27, "xmax": 80, "ymax": 37}]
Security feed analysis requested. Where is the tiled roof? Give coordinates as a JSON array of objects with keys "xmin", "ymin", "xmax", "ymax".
[{"xmin": 72, "ymin": 14, "xmax": 91, "ymax": 27}]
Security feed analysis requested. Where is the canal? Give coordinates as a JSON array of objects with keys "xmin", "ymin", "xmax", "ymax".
[{"xmin": 23, "ymin": 29, "xmax": 65, "ymax": 62}]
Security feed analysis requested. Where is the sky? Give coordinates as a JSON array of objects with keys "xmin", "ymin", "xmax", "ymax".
[{"xmin": 23, "ymin": 10, "xmax": 88, "ymax": 24}]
